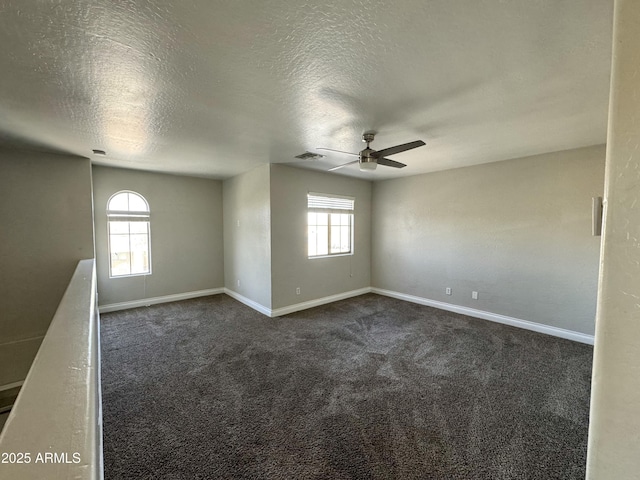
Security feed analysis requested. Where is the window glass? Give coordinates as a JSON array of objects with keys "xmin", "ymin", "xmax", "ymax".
[
  {"xmin": 108, "ymin": 192, "xmax": 129, "ymax": 211},
  {"xmin": 107, "ymin": 191, "xmax": 151, "ymax": 277},
  {"xmin": 129, "ymin": 221, "xmax": 148, "ymax": 234},
  {"xmin": 109, "ymin": 221, "xmax": 129, "ymax": 234},
  {"xmin": 128, "ymin": 194, "xmax": 148, "ymax": 212},
  {"xmin": 307, "ymin": 193, "xmax": 354, "ymax": 258}
]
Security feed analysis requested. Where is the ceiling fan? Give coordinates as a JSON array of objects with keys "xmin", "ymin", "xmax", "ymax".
[{"xmin": 318, "ymin": 132, "xmax": 425, "ymax": 172}]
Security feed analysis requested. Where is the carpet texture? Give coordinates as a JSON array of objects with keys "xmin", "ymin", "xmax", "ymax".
[{"xmin": 101, "ymin": 293, "xmax": 592, "ymax": 479}]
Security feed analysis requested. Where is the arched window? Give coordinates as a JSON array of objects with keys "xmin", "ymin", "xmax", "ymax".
[{"xmin": 107, "ymin": 191, "xmax": 151, "ymax": 277}]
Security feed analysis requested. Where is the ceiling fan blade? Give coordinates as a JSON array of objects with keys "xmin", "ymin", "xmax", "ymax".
[
  {"xmin": 317, "ymin": 148, "xmax": 359, "ymax": 157},
  {"xmin": 371, "ymin": 140, "xmax": 426, "ymax": 158},
  {"xmin": 377, "ymin": 157, "xmax": 406, "ymax": 168},
  {"xmin": 328, "ymin": 160, "xmax": 359, "ymax": 171}
]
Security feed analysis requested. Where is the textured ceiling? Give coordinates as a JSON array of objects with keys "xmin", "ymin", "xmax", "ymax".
[{"xmin": 0, "ymin": 1, "xmax": 613, "ymax": 180}]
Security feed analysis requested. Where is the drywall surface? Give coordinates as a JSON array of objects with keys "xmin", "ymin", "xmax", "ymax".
[
  {"xmin": 92, "ymin": 166, "xmax": 223, "ymax": 305},
  {"xmin": 223, "ymin": 165, "xmax": 272, "ymax": 309},
  {"xmin": 372, "ymin": 145, "xmax": 605, "ymax": 335},
  {"xmin": 0, "ymin": 260, "xmax": 101, "ymax": 480},
  {"xmin": 0, "ymin": 149, "xmax": 94, "ymax": 386},
  {"xmin": 270, "ymin": 164, "xmax": 371, "ymax": 310},
  {"xmin": 587, "ymin": 1, "xmax": 640, "ymax": 477}
]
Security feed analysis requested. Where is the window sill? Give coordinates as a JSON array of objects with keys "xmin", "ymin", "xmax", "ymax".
[
  {"xmin": 308, "ymin": 253, "xmax": 353, "ymax": 260},
  {"xmin": 109, "ymin": 272, "xmax": 152, "ymax": 279}
]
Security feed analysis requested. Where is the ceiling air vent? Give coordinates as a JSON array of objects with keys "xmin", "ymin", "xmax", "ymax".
[{"xmin": 295, "ymin": 151, "xmax": 325, "ymax": 160}]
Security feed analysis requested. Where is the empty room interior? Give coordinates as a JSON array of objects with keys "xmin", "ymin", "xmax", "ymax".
[{"xmin": 1, "ymin": 1, "xmax": 640, "ymax": 479}]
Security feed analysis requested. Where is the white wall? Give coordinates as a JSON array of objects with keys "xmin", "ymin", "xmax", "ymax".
[
  {"xmin": 92, "ymin": 166, "xmax": 224, "ymax": 306},
  {"xmin": 0, "ymin": 149, "xmax": 94, "ymax": 387},
  {"xmin": 270, "ymin": 164, "xmax": 371, "ymax": 310},
  {"xmin": 372, "ymin": 145, "xmax": 605, "ymax": 335},
  {"xmin": 223, "ymin": 164, "xmax": 272, "ymax": 309},
  {"xmin": 587, "ymin": 0, "xmax": 640, "ymax": 476}
]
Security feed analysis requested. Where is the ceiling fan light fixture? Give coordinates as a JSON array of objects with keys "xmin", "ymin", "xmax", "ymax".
[{"xmin": 359, "ymin": 161, "xmax": 377, "ymax": 171}]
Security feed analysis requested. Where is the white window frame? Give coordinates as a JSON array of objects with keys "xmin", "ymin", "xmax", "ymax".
[
  {"xmin": 307, "ymin": 192, "xmax": 355, "ymax": 259},
  {"xmin": 107, "ymin": 190, "xmax": 152, "ymax": 278}
]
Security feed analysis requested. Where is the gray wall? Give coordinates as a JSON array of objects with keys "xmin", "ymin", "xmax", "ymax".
[
  {"xmin": 270, "ymin": 164, "xmax": 371, "ymax": 310},
  {"xmin": 223, "ymin": 164, "xmax": 272, "ymax": 309},
  {"xmin": 0, "ymin": 149, "xmax": 94, "ymax": 386},
  {"xmin": 92, "ymin": 166, "xmax": 224, "ymax": 306},
  {"xmin": 587, "ymin": 0, "xmax": 640, "ymax": 476},
  {"xmin": 372, "ymin": 145, "xmax": 605, "ymax": 335}
]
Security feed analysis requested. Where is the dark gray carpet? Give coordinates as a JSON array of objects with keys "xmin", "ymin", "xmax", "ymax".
[{"xmin": 101, "ymin": 293, "xmax": 592, "ymax": 479}]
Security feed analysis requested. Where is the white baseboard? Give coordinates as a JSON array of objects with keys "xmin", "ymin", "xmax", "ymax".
[
  {"xmin": 97, "ymin": 285, "xmax": 594, "ymax": 345},
  {"xmin": 223, "ymin": 287, "xmax": 372, "ymax": 318},
  {"xmin": 271, "ymin": 287, "xmax": 372, "ymax": 317},
  {"xmin": 0, "ymin": 381, "xmax": 24, "ymax": 392},
  {"xmin": 98, "ymin": 288, "xmax": 224, "ymax": 313},
  {"xmin": 371, "ymin": 288, "xmax": 595, "ymax": 345},
  {"xmin": 223, "ymin": 289, "xmax": 272, "ymax": 316}
]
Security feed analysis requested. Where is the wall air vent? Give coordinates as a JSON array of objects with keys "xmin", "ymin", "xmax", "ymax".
[{"xmin": 295, "ymin": 151, "xmax": 325, "ymax": 160}]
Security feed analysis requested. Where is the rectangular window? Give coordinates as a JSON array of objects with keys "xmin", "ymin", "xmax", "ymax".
[
  {"xmin": 108, "ymin": 219, "xmax": 151, "ymax": 277},
  {"xmin": 307, "ymin": 193, "xmax": 354, "ymax": 258}
]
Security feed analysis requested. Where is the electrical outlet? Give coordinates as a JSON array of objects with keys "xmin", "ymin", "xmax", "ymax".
[
  {"xmin": 296, "ymin": 287, "xmax": 301, "ymax": 295},
  {"xmin": 445, "ymin": 287, "xmax": 452, "ymax": 295},
  {"xmin": 472, "ymin": 291, "xmax": 478, "ymax": 300},
  {"xmin": 237, "ymin": 280, "xmax": 240, "ymax": 287}
]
